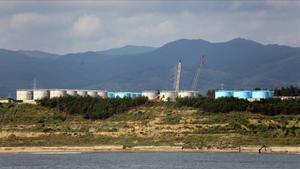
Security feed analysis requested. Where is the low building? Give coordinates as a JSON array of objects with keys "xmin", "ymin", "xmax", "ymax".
[{"xmin": 0, "ymin": 98, "xmax": 15, "ymax": 103}]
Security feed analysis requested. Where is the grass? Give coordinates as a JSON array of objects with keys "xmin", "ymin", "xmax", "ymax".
[{"xmin": 0, "ymin": 103, "xmax": 299, "ymax": 147}]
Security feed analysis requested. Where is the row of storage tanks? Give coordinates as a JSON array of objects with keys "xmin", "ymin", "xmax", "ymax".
[
  {"xmin": 215, "ymin": 90, "xmax": 274, "ymax": 100},
  {"xmin": 16, "ymin": 89, "xmax": 108, "ymax": 101},
  {"xmin": 16, "ymin": 89, "xmax": 200, "ymax": 102}
]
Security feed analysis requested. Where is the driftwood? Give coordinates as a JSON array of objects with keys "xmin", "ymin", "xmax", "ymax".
[{"xmin": 258, "ymin": 145, "xmax": 267, "ymax": 153}]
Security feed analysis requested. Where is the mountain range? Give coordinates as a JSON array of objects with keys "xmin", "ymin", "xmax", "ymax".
[{"xmin": 1, "ymin": 38, "xmax": 300, "ymax": 97}]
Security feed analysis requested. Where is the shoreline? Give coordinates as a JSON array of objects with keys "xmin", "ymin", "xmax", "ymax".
[{"xmin": 0, "ymin": 145, "xmax": 299, "ymax": 154}]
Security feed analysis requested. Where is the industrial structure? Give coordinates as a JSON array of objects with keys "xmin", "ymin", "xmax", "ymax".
[
  {"xmin": 14, "ymin": 57, "xmax": 277, "ymax": 104},
  {"xmin": 15, "ymin": 88, "xmax": 201, "ymax": 103},
  {"xmin": 14, "ymin": 57, "xmax": 206, "ymax": 103},
  {"xmin": 215, "ymin": 90, "xmax": 274, "ymax": 100},
  {"xmin": 191, "ymin": 56, "xmax": 204, "ymax": 91}
]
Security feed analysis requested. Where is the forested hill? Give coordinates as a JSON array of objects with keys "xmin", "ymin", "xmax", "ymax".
[{"xmin": 0, "ymin": 38, "xmax": 300, "ymax": 97}]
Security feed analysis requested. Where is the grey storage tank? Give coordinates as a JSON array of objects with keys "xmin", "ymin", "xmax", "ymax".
[
  {"xmin": 97, "ymin": 91, "xmax": 107, "ymax": 98},
  {"xmin": 178, "ymin": 91, "xmax": 198, "ymax": 98},
  {"xmin": 159, "ymin": 91, "xmax": 177, "ymax": 102},
  {"xmin": 77, "ymin": 90, "xmax": 87, "ymax": 97},
  {"xmin": 50, "ymin": 89, "xmax": 66, "ymax": 98},
  {"xmin": 66, "ymin": 89, "xmax": 78, "ymax": 96},
  {"xmin": 16, "ymin": 90, "xmax": 33, "ymax": 101},
  {"xmin": 87, "ymin": 90, "xmax": 98, "ymax": 97},
  {"xmin": 33, "ymin": 89, "xmax": 50, "ymax": 100},
  {"xmin": 142, "ymin": 90, "xmax": 159, "ymax": 100}
]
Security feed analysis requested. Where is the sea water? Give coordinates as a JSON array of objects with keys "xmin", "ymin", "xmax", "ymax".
[{"xmin": 0, "ymin": 152, "xmax": 299, "ymax": 169}]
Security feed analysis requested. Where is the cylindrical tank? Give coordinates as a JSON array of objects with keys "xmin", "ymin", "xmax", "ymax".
[
  {"xmin": 159, "ymin": 91, "xmax": 177, "ymax": 102},
  {"xmin": 178, "ymin": 91, "xmax": 197, "ymax": 98},
  {"xmin": 66, "ymin": 89, "xmax": 77, "ymax": 96},
  {"xmin": 77, "ymin": 90, "xmax": 87, "ymax": 97},
  {"xmin": 97, "ymin": 91, "xmax": 107, "ymax": 98},
  {"xmin": 50, "ymin": 89, "xmax": 66, "ymax": 99},
  {"xmin": 142, "ymin": 90, "xmax": 159, "ymax": 100},
  {"xmin": 107, "ymin": 92, "xmax": 115, "ymax": 98},
  {"xmin": 252, "ymin": 90, "xmax": 272, "ymax": 99},
  {"xmin": 16, "ymin": 90, "xmax": 33, "ymax": 101},
  {"xmin": 235, "ymin": 90, "xmax": 252, "ymax": 99},
  {"xmin": 87, "ymin": 90, "xmax": 98, "ymax": 97},
  {"xmin": 233, "ymin": 91, "xmax": 240, "ymax": 98},
  {"xmin": 192, "ymin": 91, "xmax": 200, "ymax": 97},
  {"xmin": 114, "ymin": 92, "xmax": 130, "ymax": 98},
  {"xmin": 130, "ymin": 92, "xmax": 142, "ymax": 98},
  {"xmin": 215, "ymin": 90, "xmax": 234, "ymax": 98},
  {"xmin": 268, "ymin": 90, "xmax": 274, "ymax": 98},
  {"xmin": 33, "ymin": 89, "xmax": 50, "ymax": 100}
]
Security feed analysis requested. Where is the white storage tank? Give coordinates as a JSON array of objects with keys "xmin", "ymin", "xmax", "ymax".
[
  {"xmin": 50, "ymin": 89, "xmax": 66, "ymax": 99},
  {"xmin": 97, "ymin": 91, "xmax": 107, "ymax": 98},
  {"xmin": 16, "ymin": 90, "xmax": 33, "ymax": 101},
  {"xmin": 178, "ymin": 91, "xmax": 198, "ymax": 98},
  {"xmin": 192, "ymin": 91, "xmax": 200, "ymax": 97},
  {"xmin": 142, "ymin": 90, "xmax": 159, "ymax": 100},
  {"xmin": 66, "ymin": 89, "xmax": 77, "ymax": 96},
  {"xmin": 77, "ymin": 90, "xmax": 87, "ymax": 97},
  {"xmin": 159, "ymin": 91, "xmax": 177, "ymax": 102},
  {"xmin": 33, "ymin": 89, "xmax": 50, "ymax": 100},
  {"xmin": 87, "ymin": 90, "xmax": 98, "ymax": 97}
]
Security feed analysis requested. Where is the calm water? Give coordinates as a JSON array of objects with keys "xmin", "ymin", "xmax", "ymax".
[{"xmin": 0, "ymin": 152, "xmax": 299, "ymax": 169}]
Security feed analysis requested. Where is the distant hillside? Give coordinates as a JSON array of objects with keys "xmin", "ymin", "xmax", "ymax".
[
  {"xmin": 0, "ymin": 38, "xmax": 300, "ymax": 97},
  {"xmin": 97, "ymin": 45, "xmax": 156, "ymax": 56},
  {"xmin": 17, "ymin": 50, "xmax": 59, "ymax": 60}
]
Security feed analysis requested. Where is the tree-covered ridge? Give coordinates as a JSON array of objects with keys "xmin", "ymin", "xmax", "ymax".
[
  {"xmin": 176, "ymin": 97, "xmax": 300, "ymax": 115},
  {"xmin": 38, "ymin": 95, "xmax": 300, "ymax": 120},
  {"xmin": 274, "ymin": 85, "xmax": 300, "ymax": 96}
]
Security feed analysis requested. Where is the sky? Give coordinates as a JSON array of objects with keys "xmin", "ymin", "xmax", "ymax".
[{"xmin": 0, "ymin": 0, "xmax": 299, "ymax": 54}]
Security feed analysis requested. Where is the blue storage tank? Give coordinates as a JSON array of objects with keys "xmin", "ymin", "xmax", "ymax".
[
  {"xmin": 107, "ymin": 92, "xmax": 115, "ymax": 98},
  {"xmin": 268, "ymin": 91, "xmax": 274, "ymax": 98},
  {"xmin": 215, "ymin": 90, "xmax": 234, "ymax": 98},
  {"xmin": 234, "ymin": 90, "xmax": 252, "ymax": 99},
  {"xmin": 252, "ymin": 90, "xmax": 269, "ymax": 99},
  {"xmin": 130, "ymin": 93, "xmax": 142, "ymax": 98},
  {"xmin": 233, "ymin": 91, "xmax": 240, "ymax": 98},
  {"xmin": 114, "ymin": 92, "xmax": 130, "ymax": 98}
]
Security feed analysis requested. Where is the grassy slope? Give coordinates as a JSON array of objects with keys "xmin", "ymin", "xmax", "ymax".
[{"xmin": 0, "ymin": 103, "xmax": 299, "ymax": 147}]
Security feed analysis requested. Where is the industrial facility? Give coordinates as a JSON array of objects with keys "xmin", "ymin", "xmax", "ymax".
[
  {"xmin": 16, "ymin": 58, "xmax": 205, "ymax": 103},
  {"xmin": 215, "ymin": 90, "xmax": 274, "ymax": 100},
  {"xmin": 16, "ymin": 89, "xmax": 201, "ymax": 103},
  {"xmin": 15, "ymin": 57, "xmax": 274, "ymax": 103}
]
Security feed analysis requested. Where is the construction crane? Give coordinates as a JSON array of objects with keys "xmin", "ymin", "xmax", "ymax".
[
  {"xmin": 191, "ymin": 56, "xmax": 204, "ymax": 91},
  {"xmin": 173, "ymin": 60, "xmax": 182, "ymax": 92}
]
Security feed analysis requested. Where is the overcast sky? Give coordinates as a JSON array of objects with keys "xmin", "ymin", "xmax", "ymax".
[{"xmin": 0, "ymin": 0, "xmax": 299, "ymax": 54}]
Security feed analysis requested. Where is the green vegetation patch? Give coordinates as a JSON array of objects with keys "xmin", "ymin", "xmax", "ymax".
[{"xmin": 38, "ymin": 96, "xmax": 148, "ymax": 120}]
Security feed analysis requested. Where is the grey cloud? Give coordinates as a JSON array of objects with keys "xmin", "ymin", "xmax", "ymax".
[{"xmin": 0, "ymin": 0, "xmax": 299, "ymax": 53}]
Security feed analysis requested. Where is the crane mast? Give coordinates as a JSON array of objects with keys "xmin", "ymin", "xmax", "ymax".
[
  {"xmin": 173, "ymin": 60, "xmax": 182, "ymax": 92},
  {"xmin": 175, "ymin": 60, "xmax": 182, "ymax": 92},
  {"xmin": 191, "ymin": 56, "xmax": 204, "ymax": 91}
]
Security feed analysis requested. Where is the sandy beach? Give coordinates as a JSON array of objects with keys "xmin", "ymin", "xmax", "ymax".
[{"xmin": 0, "ymin": 145, "xmax": 299, "ymax": 154}]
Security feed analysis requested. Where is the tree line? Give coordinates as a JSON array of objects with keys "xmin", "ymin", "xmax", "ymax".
[
  {"xmin": 37, "ymin": 95, "xmax": 300, "ymax": 119},
  {"xmin": 38, "ymin": 96, "xmax": 148, "ymax": 119},
  {"xmin": 176, "ymin": 97, "xmax": 300, "ymax": 115},
  {"xmin": 274, "ymin": 85, "xmax": 300, "ymax": 96}
]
